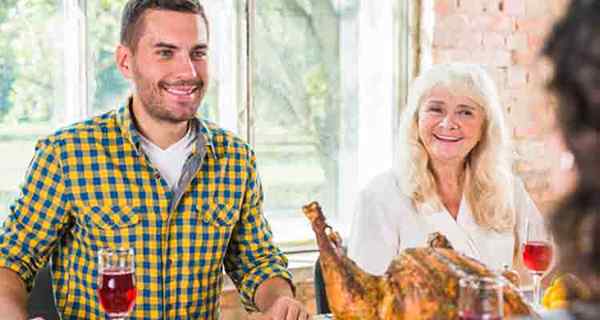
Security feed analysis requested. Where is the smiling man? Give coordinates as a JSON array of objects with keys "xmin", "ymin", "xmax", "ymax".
[{"xmin": 0, "ymin": 1, "xmax": 309, "ymax": 319}]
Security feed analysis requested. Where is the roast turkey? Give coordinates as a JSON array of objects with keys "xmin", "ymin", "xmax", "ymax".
[{"xmin": 303, "ymin": 201, "xmax": 536, "ymax": 319}]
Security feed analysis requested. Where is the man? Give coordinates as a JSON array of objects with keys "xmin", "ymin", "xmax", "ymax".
[{"xmin": 0, "ymin": 1, "xmax": 309, "ymax": 319}]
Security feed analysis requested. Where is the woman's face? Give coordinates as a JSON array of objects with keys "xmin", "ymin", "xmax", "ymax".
[{"xmin": 418, "ymin": 86, "xmax": 486, "ymax": 166}]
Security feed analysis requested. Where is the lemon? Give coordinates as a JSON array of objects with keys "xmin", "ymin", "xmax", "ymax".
[
  {"xmin": 549, "ymin": 300, "xmax": 569, "ymax": 309},
  {"xmin": 542, "ymin": 276, "xmax": 568, "ymax": 309}
]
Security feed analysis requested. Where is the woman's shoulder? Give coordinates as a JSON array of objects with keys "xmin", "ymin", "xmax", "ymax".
[
  {"xmin": 361, "ymin": 170, "xmax": 410, "ymax": 198},
  {"xmin": 357, "ymin": 170, "xmax": 414, "ymax": 213}
]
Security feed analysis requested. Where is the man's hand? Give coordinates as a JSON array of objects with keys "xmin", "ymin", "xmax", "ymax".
[
  {"xmin": 248, "ymin": 295, "xmax": 311, "ymax": 320},
  {"xmin": 254, "ymin": 277, "xmax": 311, "ymax": 320},
  {"xmin": 263, "ymin": 295, "xmax": 310, "ymax": 320}
]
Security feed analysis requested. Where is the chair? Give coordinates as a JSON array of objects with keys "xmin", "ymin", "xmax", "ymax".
[
  {"xmin": 27, "ymin": 266, "xmax": 60, "ymax": 320},
  {"xmin": 314, "ymin": 257, "xmax": 330, "ymax": 314}
]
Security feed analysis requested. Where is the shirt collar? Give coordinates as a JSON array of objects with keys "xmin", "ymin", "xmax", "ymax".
[{"xmin": 116, "ymin": 96, "xmax": 217, "ymax": 160}]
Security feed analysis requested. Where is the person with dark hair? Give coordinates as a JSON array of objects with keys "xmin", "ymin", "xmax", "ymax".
[
  {"xmin": 0, "ymin": 0, "xmax": 309, "ymax": 319},
  {"xmin": 540, "ymin": 0, "xmax": 600, "ymax": 319}
]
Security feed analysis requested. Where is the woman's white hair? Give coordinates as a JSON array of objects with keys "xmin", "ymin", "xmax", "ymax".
[{"xmin": 394, "ymin": 63, "xmax": 515, "ymax": 232}]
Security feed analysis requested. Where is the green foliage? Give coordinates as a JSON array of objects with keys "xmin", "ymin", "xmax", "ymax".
[
  {"xmin": 88, "ymin": 0, "xmax": 129, "ymax": 113},
  {"xmin": 0, "ymin": 0, "xmax": 58, "ymax": 124},
  {"xmin": 0, "ymin": 0, "xmax": 130, "ymax": 123}
]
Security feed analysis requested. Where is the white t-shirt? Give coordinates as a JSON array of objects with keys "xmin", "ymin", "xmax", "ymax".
[
  {"xmin": 347, "ymin": 170, "xmax": 546, "ymax": 275},
  {"xmin": 139, "ymin": 126, "xmax": 196, "ymax": 190}
]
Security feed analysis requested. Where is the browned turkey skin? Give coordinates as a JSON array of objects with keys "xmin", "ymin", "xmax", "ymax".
[{"xmin": 303, "ymin": 201, "xmax": 537, "ymax": 320}]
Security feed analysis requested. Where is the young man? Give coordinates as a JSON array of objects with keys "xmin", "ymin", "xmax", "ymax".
[{"xmin": 0, "ymin": 1, "xmax": 309, "ymax": 319}]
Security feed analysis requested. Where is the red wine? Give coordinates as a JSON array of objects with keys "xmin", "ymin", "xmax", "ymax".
[
  {"xmin": 459, "ymin": 311, "xmax": 502, "ymax": 320},
  {"xmin": 522, "ymin": 241, "xmax": 553, "ymax": 272},
  {"xmin": 97, "ymin": 268, "xmax": 136, "ymax": 315}
]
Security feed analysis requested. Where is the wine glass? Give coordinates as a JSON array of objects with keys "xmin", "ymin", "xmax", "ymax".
[
  {"xmin": 521, "ymin": 219, "xmax": 554, "ymax": 308},
  {"xmin": 97, "ymin": 248, "xmax": 137, "ymax": 320},
  {"xmin": 458, "ymin": 276, "xmax": 504, "ymax": 320}
]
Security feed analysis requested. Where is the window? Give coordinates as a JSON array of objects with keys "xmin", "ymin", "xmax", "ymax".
[
  {"xmin": 253, "ymin": 0, "xmax": 411, "ymax": 245},
  {"xmin": 0, "ymin": 0, "xmax": 411, "ymax": 249},
  {"xmin": 0, "ymin": 0, "xmax": 64, "ymax": 217}
]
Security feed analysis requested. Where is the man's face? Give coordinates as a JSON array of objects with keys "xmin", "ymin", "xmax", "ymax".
[{"xmin": 121, "ymin": 9, "xmax": 209, "ymax": 124}]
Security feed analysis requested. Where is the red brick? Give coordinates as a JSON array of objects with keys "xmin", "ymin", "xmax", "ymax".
[
  {"xmin": 433, "ymin": 48, "xmax": 473, "ymax": 64},
  {"xmin": 437, "ymin": 14, "xmax": 470, "ymax": 31},
  {"xmin": 527, "ymin": 33, "xmax": 546, "ymax": 51},
  {"xmin": 507, "ymin": 33, "xmax": 528, "ymax": 51},
  {"xmin": 482, "ymin": 32, "xmax": 507, "ymax": 49},
  {"xmin": 435, "ymin": 0, "xmax": 455, "ymax": 16},
  {"xmin": 472, "ymin": 49, "xmax": 511, "ymax": 67},
  {"xmin": 511, "ymin": 49, "xmax": 538, "ymax": 66},
  {"xmin": 507, "ymin": 66, "xmax": 528, "ymax": 88},
  {"xmin": 457, "ymin": 0, "xmax": 485, "ymax": 14},
  {"xmin": 433, "ymin": 27, "xmax": 458, "ymax": 48},
  {"xmin": 502, "ymin": 0, "xmax": 526, "ymax": 16},
  {"xmin": 525, "ymin": 0, "xmax": 551, "ymax": 17},
  {"xmin": 455, "ymin": 31, "xmax": 484, "ymax": 48},
  {"xmin": 515, "ymin": 17, "xmax": 552, "ymax": 35}
]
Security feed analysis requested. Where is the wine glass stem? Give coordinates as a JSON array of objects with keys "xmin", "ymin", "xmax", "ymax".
[{"xmin": 532, "ymin": 273, "xmax": 542, "ymax": 307}]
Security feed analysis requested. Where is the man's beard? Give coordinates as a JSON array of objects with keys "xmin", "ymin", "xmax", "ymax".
[{"xmin": 133, "ymin": 74, "xmax": 205, "ymax": 124}]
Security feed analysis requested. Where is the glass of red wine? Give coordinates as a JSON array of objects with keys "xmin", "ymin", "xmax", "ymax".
[
  {"xmin": 521, "ymin": 219, "xmax": 554, "ymax": 308},
  {"xmin": 458, "ymin": 276, "xmax": 504, "ymax": 320},
  {"xmin": 97, "ymin": 248, "xmax": 137, "ymax": 320}
]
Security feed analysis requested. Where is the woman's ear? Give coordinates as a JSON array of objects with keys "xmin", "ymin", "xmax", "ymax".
[{"xmin": 115, "ymin": 44, "xmax": 133, "ymax": 79}]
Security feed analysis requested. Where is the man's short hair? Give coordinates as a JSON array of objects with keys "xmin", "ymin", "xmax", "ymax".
[{"xmin": 120, "ymin": 0, "xmax": 208, "ymax": 51}]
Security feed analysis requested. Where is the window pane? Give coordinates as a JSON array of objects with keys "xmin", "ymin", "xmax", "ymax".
[
  {"xmin": 254, "ymin": 1, "xmax": 402, "ymax": 244},
  {"xmin": 88, "ymin": 1, "xmax": 229, "ymax": 123},
  {"xmin": 0, "ymin": 1, "xmax": 63, "ymax": 220}
]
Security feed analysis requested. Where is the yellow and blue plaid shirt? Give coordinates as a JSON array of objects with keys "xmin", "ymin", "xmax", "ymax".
[{"xmin": 0, "ymin": 100, "xmax": 292, "ymax": 319}]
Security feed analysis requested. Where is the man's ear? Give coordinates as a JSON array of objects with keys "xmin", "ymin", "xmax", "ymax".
[{"xmin": 115, "ymin": 44, "xmax": 133, "ymax": 79}]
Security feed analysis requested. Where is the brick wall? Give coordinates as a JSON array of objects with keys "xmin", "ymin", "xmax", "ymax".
[{"xmin": 432, "ymin": 0, "xmax": 570, "ymax": 213}]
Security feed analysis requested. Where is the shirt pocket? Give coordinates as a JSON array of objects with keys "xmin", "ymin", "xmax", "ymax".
[
  {"xmin": 195, "ymin": 202, "xmax": 239, "ymax": 227},
  {"xmin": 82, "ymin": 205, "xmax": 141, "ymax": 230}
]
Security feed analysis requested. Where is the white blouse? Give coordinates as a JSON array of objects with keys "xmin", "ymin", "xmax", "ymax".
[{"xmin": 347, "ymin": 170, "xmax": 546, "ymax": 275}]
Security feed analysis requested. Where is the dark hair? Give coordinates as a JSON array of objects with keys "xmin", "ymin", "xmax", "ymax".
[
  {"xmin": 120, "ymin": 0, "xmax": 208, "ymax": 50},
  {"xmin": 543, "ymin": 0, "xmax": 600, "ymax": 311}
]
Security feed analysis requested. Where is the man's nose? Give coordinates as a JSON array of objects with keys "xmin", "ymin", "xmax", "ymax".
[{"xmin": 173, "ymin": 55, "xmax": 198, "ymax": 79}]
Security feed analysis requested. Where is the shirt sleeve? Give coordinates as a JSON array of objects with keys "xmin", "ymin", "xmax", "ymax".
[
  {"xmin": 0, "ymin": 138, "xmax": 71, "ymax": 290},
  {"xmin": 223, "ymin": 148, "xmax": 293, "ymax": 312},
  {"xmin": 347, "ymin": 175, "xmax": 401, "ymax": 276}
]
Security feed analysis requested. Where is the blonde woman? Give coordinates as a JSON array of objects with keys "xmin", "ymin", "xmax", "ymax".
[{"xmin": 347, "ymin": 63, "xmax": 546, "ymax": 275}]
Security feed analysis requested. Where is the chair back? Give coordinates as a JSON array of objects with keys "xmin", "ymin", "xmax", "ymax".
[{"xmin": 27, "ymin": 266, "xmax": 60, "ymax": 320}]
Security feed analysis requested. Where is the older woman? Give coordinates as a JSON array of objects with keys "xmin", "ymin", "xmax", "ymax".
[{"xmin": 347, "ymin": 63, "xmax": 546, "ymax": 275}]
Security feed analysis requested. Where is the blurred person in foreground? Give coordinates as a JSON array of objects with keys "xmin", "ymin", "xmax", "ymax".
[
  {"xmin": 0, "ymin": 0, "xmax": 309, "ymax": 319},
  {"xmin": 347, "ymin": 63, "xmax": 547, "ymax": 276},
  {"xmin": 538, "ymin": 0, "xmax": 600, "ymax": 318}
]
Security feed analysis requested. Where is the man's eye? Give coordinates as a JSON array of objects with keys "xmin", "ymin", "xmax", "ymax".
[
  {"xmin": 192, "ymin": 51, "xmax": 207, "ymax": 59},
  {"xmin": 157, "ymin": 50, "xmax": 173, "ymax": 58}
]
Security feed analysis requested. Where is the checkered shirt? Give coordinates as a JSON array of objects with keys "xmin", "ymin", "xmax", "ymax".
[{"xmin": 0, "ymin": 100, "xmax": 292, "ymax": 319}]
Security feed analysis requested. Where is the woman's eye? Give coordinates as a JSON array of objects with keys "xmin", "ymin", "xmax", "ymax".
[{"xmin": 458, "ymin": 110, "xmax": 473, "ymax": 116}]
